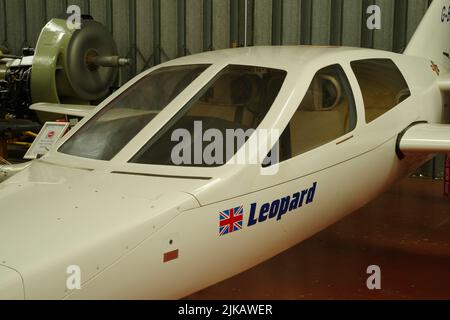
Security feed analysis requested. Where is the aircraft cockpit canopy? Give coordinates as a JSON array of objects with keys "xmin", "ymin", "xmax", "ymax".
[
  {"xmin": 58, "ymin": 58, "xmax": 408, "ymax": 167},
  {"xmin": 59, "ymin": 64, "xmax": 288, "ymax": 165}
]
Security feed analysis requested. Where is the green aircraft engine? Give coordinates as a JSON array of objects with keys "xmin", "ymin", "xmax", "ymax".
[{"xmin": 0, "ymin": 16, "xmax": 129, "ymax": 122}]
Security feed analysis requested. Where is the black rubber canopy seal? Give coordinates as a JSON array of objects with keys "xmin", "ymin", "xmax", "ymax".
[{"xmin": 395, "ymin": 121, "xmax": 428, "ymax": 160}]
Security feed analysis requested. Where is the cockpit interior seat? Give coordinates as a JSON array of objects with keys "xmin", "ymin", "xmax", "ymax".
[{"xmin": 287, "ymin": 73, "xmax": 350, "ymax": 156}]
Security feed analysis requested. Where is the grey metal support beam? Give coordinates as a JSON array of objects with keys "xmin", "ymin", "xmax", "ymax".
[
  {"xmin": 212, "ymin": 0, "xmax": 229, "ymax": 50},
  {"xmin": 5, "ymin": 0, "xmax": 27, "ymax": 54},
  {"xmin": 153, "ymin": 0, "xmax": 161, "ymax": 65},
  {"xmin": 203, "ymin": 0, "xmax": 213, "ymax": 51},
  {"xmin": 106, "ymin": 0, "xmax": 113, "ymax": 34},
  {"xmin": 246, "ymin": 0, "xmax": 254, "ymax": 46},
  {"xmin": 129, "ymin": 0, "xmax": 138, "ymax": 78},
  {"xmin": 237, "ymin": 0, "xmax": 254, "ymax": 47},
  {"xmin": 84, "ymin": 0, "xmax": 91, "ymax": 15},
  {"xmin": 136, "ymin": 0, "xmax": 155, "ymax": 72},
  {"xmin": 238, "ymin": 0, "xmax": 245, "ymax": 46},
  {"xmin": 22, "ymin": 0, "xmax": 28, "ymax": 47},
  {"xmin": 177, "ymin": 0, "xmax": 186, "ymax": 56},
  {"xmin": 361, "ymin": 0, "xmax": 375, "ymax": 48},
  {"xmin": 300, "ymin": 0, "xmax": 312, "ymax": 45},
  {"xmin": 0, "ymin": 0, "xmax": 7, "ymax": 47},
  {"xmin": 25, "ymin": 0, "xmax": 46, "ymax": 47},
  {"xmin": 330, "ymin": 0, "xmax": 343, "ymax": 46},
  {"xmin": 393, "ymin": 0, "xmax": 408, "ymax": 53},
  {"xmin": 272, "ymin": 0, "xmax": 282, "ymax": 45},
  {"xmin": 230, "ymin": 0, "xmax": 239, "ymax": 47},
  {"xmin": 42, "ymin": 0, "xmax": 48, "ymax": 27}
]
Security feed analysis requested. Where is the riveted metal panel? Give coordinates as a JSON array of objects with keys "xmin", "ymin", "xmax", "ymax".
[
  {"xmin": 330, "ymin": 0, "xmax": 343, "ymax": 45},
  {"xmin": 300, "ymin": 0, "xmax": 312, "ymax": 45},
  {"xmin": 271, "ymin": 0, "xmax": 282, "ymax": 45},
  {"xmin": 203, "ymin": 0, "xmax": 212, "ymax": 51}
]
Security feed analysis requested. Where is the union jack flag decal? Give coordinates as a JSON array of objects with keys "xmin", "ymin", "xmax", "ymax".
[{"xmin": 219, "ymin": 206, "xmax": 244, "ymax": 237}]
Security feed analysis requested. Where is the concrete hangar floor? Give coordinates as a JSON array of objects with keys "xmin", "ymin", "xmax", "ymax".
[{"xmin": 187, "ymin": 178, "xmax": 450, "ymax": 300}]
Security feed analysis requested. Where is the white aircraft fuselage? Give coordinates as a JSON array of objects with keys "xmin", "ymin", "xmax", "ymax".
[{"xmin": 0, "ymin": 1, "xmax": 449, "ymax": 300}]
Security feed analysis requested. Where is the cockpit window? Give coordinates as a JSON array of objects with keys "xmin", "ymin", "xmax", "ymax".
[
  {"xmin": 350, "ymin": 59, "xmax": 411, "ymax": 123},
  {"xmin": 58, "ymin": 64, "xmax": 210, "ymax": 160},
  {"xmin": 274, "ymin": 64, "xmax": 357, "ymax": 164},
  {"xmin": 130, "ymin": 65, "xmax": 287, "ymax": 167}
]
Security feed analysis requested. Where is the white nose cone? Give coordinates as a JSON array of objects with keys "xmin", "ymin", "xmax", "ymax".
[{"xmin": 0, "ymin": 266, "xmax": 24, "ymax": 300}]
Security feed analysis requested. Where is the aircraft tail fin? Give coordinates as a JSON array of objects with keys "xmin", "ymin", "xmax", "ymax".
[{"xmin": 405, "ymin": 0, "xmax": 450, "ymax": 68}]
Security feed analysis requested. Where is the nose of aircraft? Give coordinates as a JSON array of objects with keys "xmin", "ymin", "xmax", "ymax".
[
  {"xmin": 0, "ymin": 160, "xmax": 201, "ymax": 299},
  {"xmin": 0, "ymin": 265, "xmax": 24, "ymax": 299}
]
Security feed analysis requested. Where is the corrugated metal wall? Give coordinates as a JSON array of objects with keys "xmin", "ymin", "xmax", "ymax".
[
  {"xmin": 0, "ymin": 0, "xmax": 434, "ymax": 77},
  {"xmin": 0, "ymin": 0, "xmax": 444, "ymax": 178}
]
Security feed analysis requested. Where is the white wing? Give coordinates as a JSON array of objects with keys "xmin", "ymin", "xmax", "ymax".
[{"xmin": 399, "ymin": 123, "xmax": 450, "ymax": 155}]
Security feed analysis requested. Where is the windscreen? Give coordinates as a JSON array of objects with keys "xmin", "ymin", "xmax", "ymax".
[
  {"xmin": 130, "ymin": 64, "xmax": 287, "ymax": 167},
  {"xmin": 58, "ymin": 64, "xmax": 210, "ymax": 160}
]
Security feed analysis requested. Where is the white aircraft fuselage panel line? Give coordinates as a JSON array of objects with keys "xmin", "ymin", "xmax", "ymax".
[{"xmin": 0, "ymin": 0, "xmax": 449, "ymax": 299}]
